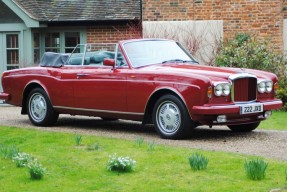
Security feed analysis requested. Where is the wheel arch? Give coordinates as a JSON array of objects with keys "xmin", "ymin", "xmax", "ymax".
[
  {"xmin": 21, "ymin": 82, "xmax": 48, "ymax": 114},
  {"xmin": 142, "ymin": 88, "xmax": 190, "ymax": 125}
]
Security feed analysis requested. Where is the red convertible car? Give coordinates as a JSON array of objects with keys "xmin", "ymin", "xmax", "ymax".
[{"xmin": 0, "ymin": 39, "xmax": 282, "ymax": 139}]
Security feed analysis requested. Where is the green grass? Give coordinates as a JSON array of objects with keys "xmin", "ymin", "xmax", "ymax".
[
  {"xmin": 259, "ymin": 111, "xmax": 287, "ymax": 130},
  {"xmin": 0, "ymin": 126, "xmax": 287, "ymax": 192}
]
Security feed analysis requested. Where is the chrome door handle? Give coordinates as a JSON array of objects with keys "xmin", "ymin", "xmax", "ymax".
[{"xmin": 77, "ymin": 74, "xmax": 88, "ymax": 78}]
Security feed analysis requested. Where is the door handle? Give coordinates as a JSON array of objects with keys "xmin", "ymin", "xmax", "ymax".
[{"xmin": 77, "ymin": 74, "xmax": 88, "ymax": 78}]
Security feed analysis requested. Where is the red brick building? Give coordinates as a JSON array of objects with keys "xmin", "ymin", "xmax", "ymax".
[
  {"xmin": 0, "ymin": 0, "xmax": 286, "ymax": 75},
  {"xmin": 143, "ymin": 0, "xmax": 287, "ymax": 50}
]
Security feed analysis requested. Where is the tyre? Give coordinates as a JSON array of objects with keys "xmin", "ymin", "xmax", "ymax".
[
  {"xmin": 152, "ymin": 94, "xmax": 194, "ymax": 139},
  {"xmin": 27, "ymin": 88, "xmax": 59, "ymax": 126},
  {"xmin": 227, "ymin": 122, "xmax": 260, "ymax": 132}
]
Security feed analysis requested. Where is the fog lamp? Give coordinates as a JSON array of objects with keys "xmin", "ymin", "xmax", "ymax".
[
  {"xmin": 264, "ymin": 111, "xmax": 272, "ymax": 119},
  {"xmin": 217, "ymin": 115, "xmax": 227, "ymax": 123}
]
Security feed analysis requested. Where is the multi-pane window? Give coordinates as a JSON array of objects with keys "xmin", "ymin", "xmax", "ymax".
[
  {"xmin": 6, "ymin": 34, "xmax": 19, "ymax": 70},
  {"xmin": 33, "ymin": 32, "xmax": 40, "ymax": 64},
  {"xmin": 45, "ymin": 32, "xmax": 60, "ymax": 52},
  {"xmin": 32, "ymin": 31, "xmax": 84, "ymax": 63},
  {"xmin": 65, "ymin": 32, "xmax": 80, "ymax": 53}
]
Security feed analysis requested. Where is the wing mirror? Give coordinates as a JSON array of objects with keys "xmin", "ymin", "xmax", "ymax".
[{"xmin": 103, "ymin": 59, "xmax": 115, "ymax": 67}]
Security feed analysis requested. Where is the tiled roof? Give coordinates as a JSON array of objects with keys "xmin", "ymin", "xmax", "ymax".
[{"xmin": 13, "ymin": 0, "xmax": 141, "ymax": 22}]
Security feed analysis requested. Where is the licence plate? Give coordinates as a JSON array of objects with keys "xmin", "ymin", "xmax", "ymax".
[{"xmin": 240, "ymin": 104, "xmax": 263, "ymax": 114}]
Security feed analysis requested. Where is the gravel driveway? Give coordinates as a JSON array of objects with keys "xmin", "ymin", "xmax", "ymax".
[{"xmin": 0, "ymin": 105, "xmax": 286, "ymax": 160}]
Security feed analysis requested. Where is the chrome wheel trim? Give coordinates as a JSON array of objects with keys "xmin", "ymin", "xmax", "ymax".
[
  {"xmin": 156, "ymin": 101, "xmax": 181, "ymax": 135},
  {"xmin": 29, "ymin": 93, "xmax": 47, "ymax": 123}
]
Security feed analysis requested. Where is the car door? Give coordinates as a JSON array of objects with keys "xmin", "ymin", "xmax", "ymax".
[{"xmin": 73, "ymin": 65, "xmax": 127, "ymax": 113}]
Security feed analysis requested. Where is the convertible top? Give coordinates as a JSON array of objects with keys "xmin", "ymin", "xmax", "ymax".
[{"xmin": 40, "ymin": 52, "xmax": 69, "ymax": 67}]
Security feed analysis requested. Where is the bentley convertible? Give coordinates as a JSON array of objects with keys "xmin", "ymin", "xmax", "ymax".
[{"xmin": 0, "ymin": 39, "xmax": 282, "ymax": 139}]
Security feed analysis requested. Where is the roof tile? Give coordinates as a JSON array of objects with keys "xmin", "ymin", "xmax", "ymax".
[{"xmin": 13, "ymin": 0, "xmax": 141, "ymax": 21}]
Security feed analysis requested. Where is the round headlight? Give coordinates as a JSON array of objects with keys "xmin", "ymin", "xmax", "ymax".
[
  {"xmin": 222, "ymin": 84, "xmax": 231, "ymax": 96},
  {"xmin": 258, "ymin": 82, "xmax": 266, "ymax": 93},
  {"xmin": 265, "ymin": 81, "xmax": 273, "ymax": 93},
  {"xmin": 214, "ymin": 84, "xmax": 223, "ymax": 96}
]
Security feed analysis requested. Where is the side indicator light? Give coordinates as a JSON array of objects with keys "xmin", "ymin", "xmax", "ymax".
[
  {"xmin": 207, "ymin": 86, "xmax": 212, "ymax": 98},
  {"xmin": 274, "ymin": 82, "xmax": 279, "ymax": 93}
]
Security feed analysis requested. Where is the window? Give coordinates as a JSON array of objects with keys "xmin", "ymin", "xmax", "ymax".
[
  {"xmin": 33, "ymin": 32, "xmax": 40, "ymax": 63},
  {"xmin": 116, "ymin": 48, "xmax": 128, "ymax": 67},
  {"xmin": 6, "ymin": 34, "xmax": 19, "ymax": 70},
  {"xmin": 45, "ymin": 33, "xmax": 60, "ymax": 52},
  {"xmin": 32, "ymin": 30, "xmax": 85, "ymax": 63},
  {"xmin": 65, "ymin": 32, "xmax": 80, "ymax": 53}
]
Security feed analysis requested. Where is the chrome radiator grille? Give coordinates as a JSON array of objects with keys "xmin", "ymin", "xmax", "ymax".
[{"xmin": 232, "ymin": 77, "xmax": 257, "ymax": 102}]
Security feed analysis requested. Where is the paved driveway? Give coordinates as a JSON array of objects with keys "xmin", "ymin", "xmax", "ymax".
[{"xmin": 0, "ymin": 105, "xmax": 286, "ymax": 160}]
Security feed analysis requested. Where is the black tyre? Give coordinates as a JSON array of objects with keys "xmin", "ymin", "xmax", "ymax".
[
  {"xmin": 152, "ymin": 94, "xmax": 194, "ymax": 139},
  {"xmin": 227, "ymin": 122, "xmax": 260, "ymax": 132},
  {"xmin": 27, "ymin": 88, "xmax": 59, "ymax": 126}
]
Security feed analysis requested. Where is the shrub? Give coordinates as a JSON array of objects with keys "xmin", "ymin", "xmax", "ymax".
[
  {"xmin": 107, "ymin": 154, "xmax": 136, "ymax": 173},
  {"xmin": 13, "ymin": 152, "xmax": 32, "ymax": 167},
  {"xmin": 188, "ymin": 153, "xmax": 209, "ymax": 171},
  {"xmin": 276, "ymin": 81, "xmax": 287, "ymax": 111},
  {"xmin": 28, "ymin": 160, "xmax": 46, "ymax": 180},
  {"xmin": 215, "ymin": 33, "xmax": 287, "ymax": 110},
  {"xmin": 244, "ymin": 159, "xmax": 268, "ymax": 180}
]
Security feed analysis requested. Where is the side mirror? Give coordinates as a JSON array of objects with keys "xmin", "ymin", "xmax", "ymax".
[{"xmin": 103, "ymin": 59, "xmax": 115, "ymax": 67}]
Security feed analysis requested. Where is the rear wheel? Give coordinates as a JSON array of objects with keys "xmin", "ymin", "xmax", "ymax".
[
  {"xmin": 227, "ymin": 122, "xmax": 260, "ymax": 132},
  {"xmin": 153, "ymin": 94, "xmax": 194, "ymax": 139},
  {"xmin": 27, "ymin": 88, "xmax": 59, "ymax": 126}
]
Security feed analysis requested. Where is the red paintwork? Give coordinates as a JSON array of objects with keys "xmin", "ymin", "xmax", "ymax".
[{"xmin": 0, "ymin": 39, "xmax": 283, "ymax": 126}]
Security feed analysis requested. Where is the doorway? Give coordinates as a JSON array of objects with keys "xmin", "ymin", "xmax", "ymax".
[{"xmin": 0, "ymin": 32, "xmax": 20, "ymax": 92}]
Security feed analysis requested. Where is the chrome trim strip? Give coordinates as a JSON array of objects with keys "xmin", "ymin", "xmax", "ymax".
[
  {"xmin": 54, "ymin": 106, "xmax": 144, "ymax": 116},
  {"xmin": 193, "ymin": 100, "xmax": 282, "ymax": 110},
  {"xmin": 228, "ymin": 73, "xmax": 257, "ymax": 81},
  {"xmin": 9, "ymin": 73, "xmax": 195, "ymax": 87}
]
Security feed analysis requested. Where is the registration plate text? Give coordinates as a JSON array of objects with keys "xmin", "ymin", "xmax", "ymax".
[{"xmin": 240, "ymin": 104, "xmax": 263, "ymax": 114}]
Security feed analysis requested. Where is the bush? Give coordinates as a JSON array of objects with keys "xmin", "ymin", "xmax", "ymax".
[
  {"xmin": 107, "ymin": 154, "xmax": 136, "ymax": 173},
  {"xmin": 188, "ymin": 153, "xmax": 208, "ymax": 171},
  {"xmin": 276, "ymin": 81, "xmax": 287, "ymax": 111},
  {"xmin": 28, "ymin": 160, "xmax": 46, "ymax": 180},
  {"xmin": 244, "ymin": 159, "xmax": 268, "ymax": 180},
  {"xmin": 215, "ymin": 33, "xmax": 287, "ymax": 110}
]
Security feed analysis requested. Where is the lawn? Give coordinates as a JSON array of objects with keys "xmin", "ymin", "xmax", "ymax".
[
  {"xmin": 0, "ymin": 126, "xmax": 287, "ymax": 192},
  {"xmin": 259, "ymin": 111, "xmax": 287, "ymax": 130}
]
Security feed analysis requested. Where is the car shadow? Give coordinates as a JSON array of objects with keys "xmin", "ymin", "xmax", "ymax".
[{"xmin": 54, "ymin": 116, "xmax": 258, "ymax": 141}]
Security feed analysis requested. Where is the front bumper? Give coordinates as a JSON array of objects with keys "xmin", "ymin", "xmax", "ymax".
[
  {"xmin": 0, "ymin": 92, "xmax": 10, "ymax": 101},
  {"xmin": 191, "ymin": 100, "xmax": 282, "ymax": 125},
  {"xmin": 191, "ymin": 100, "xmax": 282, "ymax": 115}
]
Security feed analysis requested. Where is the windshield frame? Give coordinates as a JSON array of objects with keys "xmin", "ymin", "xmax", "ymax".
[{"xmin": 122, "ymin": 39, "xmax": 198, "ymax": 68}]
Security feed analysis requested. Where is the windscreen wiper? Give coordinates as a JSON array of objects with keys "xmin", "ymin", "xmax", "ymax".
[{"xmin": 162, "ymin": 59, "xmax": 199, "ymax": 64}]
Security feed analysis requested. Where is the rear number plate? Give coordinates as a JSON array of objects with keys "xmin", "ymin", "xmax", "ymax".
[{"xmin": 240, "ymin": 104, "xmax": 263, "ymax": 114}]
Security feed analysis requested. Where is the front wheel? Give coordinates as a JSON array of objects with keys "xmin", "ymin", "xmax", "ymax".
[
  {"xmin": 153, "ymin": 95, "xmax": 194, "ymax": 139},
  {"xmin": 27, "ymin": 88, "xmax": 59, "ymax": 126},
  {"xmin": 227, "ymin": 122, "xmax": 260, "ymax": 132}
]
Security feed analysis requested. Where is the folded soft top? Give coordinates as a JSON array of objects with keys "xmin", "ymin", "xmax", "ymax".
[{"xmin": 40, "ymin": 52, "xmax": 69, "ymax": 67}]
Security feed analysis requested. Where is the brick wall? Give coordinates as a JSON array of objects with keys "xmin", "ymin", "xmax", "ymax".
[
  {"xmin": 143, "ymin": 0, "xmax": 287, "ymax": 49},
  {"xmin": 87, "ymin": 23, "xmax": 142, "ymax": 43}
]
